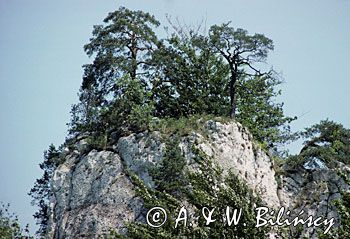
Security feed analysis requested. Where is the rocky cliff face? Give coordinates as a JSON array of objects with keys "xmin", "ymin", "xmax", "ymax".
[
  {"xmin": 47, "ymin": 120, "xmax": 350, "ymax": 238},
  {"xmin": 280, "ymin": 161, "xmax": 350, "ymax": 238}
]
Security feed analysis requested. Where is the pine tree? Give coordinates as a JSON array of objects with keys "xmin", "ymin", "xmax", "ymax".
[
  {"xmin": 208, "ymin": 23, "xmax": 274, "ymax": 118},
  {"xmin": 28, "ymin": 144, "xmax": 60, "ymax": 237}
]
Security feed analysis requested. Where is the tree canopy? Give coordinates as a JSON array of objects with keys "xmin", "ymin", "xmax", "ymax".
[
  {"xmin": 67, "ymin": 7, "xmax": 294, "ymax": 151},
  {"xmin": 287, "ymin": 120, "xmax": 350, "ymax": 169},
  {"xmin": 208, "ymin": 23, "xmax": 274, "ymax": 118}
]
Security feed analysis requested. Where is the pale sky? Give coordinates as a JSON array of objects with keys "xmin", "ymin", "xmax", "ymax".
[{"xmin": 1, "ymin": 0, "xmax": 349, "ymax": 234}]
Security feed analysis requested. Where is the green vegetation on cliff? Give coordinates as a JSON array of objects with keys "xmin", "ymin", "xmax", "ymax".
[
  {"xmin": 286, "ymin": 120, "xmax": 350, "ymax": 169},
  {"xmin": 111, "ymin": 139, "xmax": 267, "ymax": 239},
  {"xmin": 68, "ymin": 6, "xmax": 295, "ymax": 151}
]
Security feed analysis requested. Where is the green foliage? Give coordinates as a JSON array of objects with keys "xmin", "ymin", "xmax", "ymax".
[
  {"xmin": 29, "ymin": 144, "xmax": 61, "ymax": 237},
  {"xmin": 151, "ymin": 136, "xmax": 188, "ymax": 196},
  {"xmin": 333, "ymin": 191, "xmax": 350, "ymax": 237},
  {"xmin": 100, "ymin": 75, "xmax": 155, "ymax": 137},
  {"xmin": 208, "ymin": 22, "xmax": 274, "ymax": 118},
  {"xmin": 0, "ymin": 202, "xmax": 32, "ymax": 238},
  {"xmin": 209, "ymin": 23, "xmax": 274, "ymax": 63},
  {"xmin": 66, "ymin": 6, "xmax": 294, "ymax": 152},
  {"xmin": 318, "ymin": 190, "xmax": 350, "ymax": 239},
  {"xmin": 331, "ymin": 190, "xmax": 350, "ymax": 238},
  {"xmin": 111, "ymin": 139, "xmax": 267, "ymax": 239},
  {"xmin": 286, "ymin": 120, "xmax": 350, "ymax": 169},
  {"xmin": 67, "ymin": 86, "xmax": 101, "ymax": 135},
  {"xmin": 236, "ymin": 75, "xmax": 296, "ymax": 151},
  {"xmin": 204, "ymin": 22, "xmax": 296, "ymax": 149},
  {"xmin": 151, "ymin": 33, "xmax": 230, "ymax": 117},
  {"xmin": 186, "ymin": 147, "xmax": 267, "ymax": 238},
  {"xmin": 301, "ymin": 119, "xmax": 350, "ymax": 166},
  {"xmin": 69, "ymin": 6, "xmax": 160, "ymax": 136},
  {"xmin": 84, "ymin": 6, "xmax": 160, "ymax": 81},
  {"xmin": 85, "ymin": 133, "xmax": 109, "ymax": 150},
  {"xmin": 149, "ymin": 114, "xmax": 230, "ymax": 138}
]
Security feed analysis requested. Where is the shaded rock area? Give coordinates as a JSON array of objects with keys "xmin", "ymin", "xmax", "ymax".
[
  {"xmin": 47, "ymin": 121, "xmax": 350, "ymax": 238},
  {"xmin": 279, "ymin": 161, "xmax": 350, "ymax": 238}
]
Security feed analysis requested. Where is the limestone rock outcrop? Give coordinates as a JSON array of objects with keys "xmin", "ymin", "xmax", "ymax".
[{"xmin": 47, "ymin": 120, "xmax": 349, "ymax": 238}]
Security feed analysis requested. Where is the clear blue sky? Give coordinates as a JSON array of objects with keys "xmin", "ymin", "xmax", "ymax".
[{"xmin": 1, "ymin": 0, "xmax": 349, "ymax": 234}]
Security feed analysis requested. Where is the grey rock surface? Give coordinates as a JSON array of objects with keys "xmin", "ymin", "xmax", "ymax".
[
  {"xmin": 49, "ymin": 150, "xmax": 143, "ymax": 238},
  {"xmin": 47, "ymin": 120, "xmax": 350, "ymax": 238},
  {"xmin": 279, "ymin": 161, "xmax": 350, "ymax": 238}
]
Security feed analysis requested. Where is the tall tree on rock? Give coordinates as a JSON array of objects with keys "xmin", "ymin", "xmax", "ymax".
[
  {"xmin": 69, "ymin": 7, "xmax": 160, "ymax": 135},
  {"xmin": 209, "ymin": 23, "xmax": 274, "ymax": 118},
  {"xmin": 83, "ymin": 7, "xmax": 160, "ymax": 98}
]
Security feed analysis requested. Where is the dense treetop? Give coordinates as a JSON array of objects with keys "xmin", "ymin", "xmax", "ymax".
[{"xmin": 68, "ymin": 6, "xmax": 295, "ymax": 152}]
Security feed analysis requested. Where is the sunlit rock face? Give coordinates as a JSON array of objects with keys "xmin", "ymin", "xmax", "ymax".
[{"xmin": 49, "ymin": 150, "xmax": 144, "ymax": 238}]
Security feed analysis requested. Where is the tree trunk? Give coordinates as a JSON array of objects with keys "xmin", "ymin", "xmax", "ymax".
[
  {"xmin": 229, "ymin": 64, "xmax": 237, "ymax": 118},
  {"xmin": 130, "ymin": 32, "xmax": 137, "ymax": 80}
]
